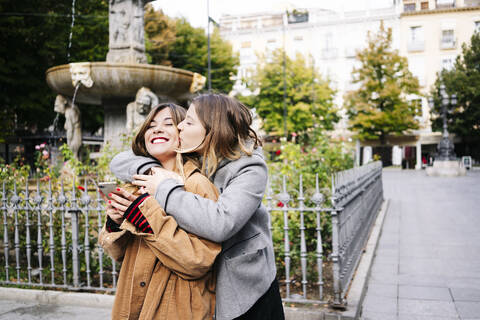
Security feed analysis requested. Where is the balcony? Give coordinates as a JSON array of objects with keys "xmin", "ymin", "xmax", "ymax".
[
  {"xmin": 440, "ymin": 39, "xmax": 456, "ymax": 50},
  {"xmin": 407, "ymin": 40, "xmax": 425, "ymax": 52},
  {"xmin": 321, "ymin": 48, "xmax": 338, "ymax": 59},
  {"xmin": 344, "ymin": 47, "xmax": 357, "ymax": 58}
]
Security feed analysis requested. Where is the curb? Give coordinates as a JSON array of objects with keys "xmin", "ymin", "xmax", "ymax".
[
  {"xmin": 283, "ymin": 198, "xmax": 390, "ymax": 320},
  {"xmin": 339, "ymin": 198, "xmax": 389, "ymax": 320},
  {"xmin": 0, "ymin": 287, "xmax": 114, "ymax": 309}
]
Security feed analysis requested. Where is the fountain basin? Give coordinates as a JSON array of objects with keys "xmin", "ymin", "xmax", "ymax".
[{"xmin": 46, "ymin": 62, "xmax": 198, "ymax": 104}]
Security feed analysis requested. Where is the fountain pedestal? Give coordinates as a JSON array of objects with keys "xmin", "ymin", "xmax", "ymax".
[
  {"xmin": 426, "ymin": 160, "xmax": 466, "ymax": 177},
  {"xmin": 426, "ymin": 87, "xmax": 466, "ymax": 177}
]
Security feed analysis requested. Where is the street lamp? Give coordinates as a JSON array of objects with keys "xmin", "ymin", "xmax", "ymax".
[
  {"xmin": 282, "ymin": 11, "xmax": 288, "ymax": 138},
  {"xmin": 428, "ymin": 84, "xmax": 457, "ymax": 161},
  {"xmin": 206, "ymin": 0, "xmax": 219, "ymax": 92}
]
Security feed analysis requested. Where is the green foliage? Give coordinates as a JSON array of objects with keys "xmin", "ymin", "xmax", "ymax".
[
  {"xmin": 345, "ymin": 22, "xmax": 420, "ymax": 144},
  {"xmin": 144, "ymin": 7, "xmax": 239, "ymax": 93},
  {"xmin": 266, "ymin": 130, "xmax": 354, "ymax": 286},
  {"xmin": 0, "ymin": 1, "xmax": 108, "ymax": 139},
  {"xmin": 431, "ymin": 32, "xmax": 480, "ymax": 142},
  {"xmin": 245, "ymin": 50, "xmax": 338, "ymax": 136},
  {"xmin": 0, "ymin": 155, "xmax": 30, "ymax": 187}
]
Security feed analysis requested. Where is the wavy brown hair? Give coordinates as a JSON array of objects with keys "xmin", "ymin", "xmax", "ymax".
[{"xmin": 191, "ymin": 93, "xmax": 261, "ymax": 178}]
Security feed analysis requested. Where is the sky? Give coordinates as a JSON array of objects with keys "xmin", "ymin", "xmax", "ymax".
[{"xmin": 151, "ymin": 0, "xmax": 344, "ymax": 29}]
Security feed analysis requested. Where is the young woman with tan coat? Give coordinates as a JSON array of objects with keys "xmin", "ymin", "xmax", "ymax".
[{"xmin": 99, "ymin": 103, "xmax": 220, "ymax": 320}]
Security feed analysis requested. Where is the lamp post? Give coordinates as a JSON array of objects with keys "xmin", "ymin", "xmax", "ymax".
[
  {"xmin": 207, "ymin": 0, "xmax": 211, "ymax": 92},
  {"xmin": 282, "ymin": 11, "xmax": 288, "ymax": 138},
  {"xmin": 428, "ymin": 84, "xmax": 457, "ymax": 161}
]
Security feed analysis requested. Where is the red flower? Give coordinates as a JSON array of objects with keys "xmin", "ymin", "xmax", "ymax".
[
  {"xmin": 275, "ymin": 150, "xmax": 281, "ymax": 156},
  {"xmin": 277, "ymin": 201, "xmax": 284, "ymax": 207},
  {"xmin": 77, "ymin": 185, "xmax": 85, "ymax": 191}
]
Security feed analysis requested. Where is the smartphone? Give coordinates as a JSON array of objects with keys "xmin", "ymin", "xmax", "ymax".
[{"xmin": 98, "ymin": 182, "xmax": 118, "ymax": 198}]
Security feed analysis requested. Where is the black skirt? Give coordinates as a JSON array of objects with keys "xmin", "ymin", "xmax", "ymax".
[{"xmin": 233, "ymin": 279, "xmax": 285, "ymax": 320}]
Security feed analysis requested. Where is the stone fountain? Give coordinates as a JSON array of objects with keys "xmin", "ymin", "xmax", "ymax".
[{"xmin": 46, "ymin": 0, "xmax": 205, "ymax": 146}]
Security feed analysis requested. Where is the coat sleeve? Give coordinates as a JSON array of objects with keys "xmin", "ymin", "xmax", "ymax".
[
  {"xmin": 109, "ymin": 149, "xmax": 160, "ymax": 182},
  {"xmin": 124, "ymin": 175, "xmax": 221, "ymax": 280},
  {"xmin": 98, "ymin": 226, "xmax": 131, "ymax": 262},
  {"xmin": 153, "ymin": 155, "xmax": 268, "ymax": 243}
]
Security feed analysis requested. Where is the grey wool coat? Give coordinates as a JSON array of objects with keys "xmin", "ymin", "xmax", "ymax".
[{"xmin": 110, "ymin": 147, "xmax": 277, "ymax": 320}]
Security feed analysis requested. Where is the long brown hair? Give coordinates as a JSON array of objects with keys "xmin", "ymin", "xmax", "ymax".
[{"xmin": 191, "ymin": 93, "xmax": 261, "ymax": 178}]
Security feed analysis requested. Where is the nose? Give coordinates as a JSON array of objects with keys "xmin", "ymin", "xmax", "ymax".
[
  {"xmin": 152, "ymin": 125, "xmax": 163, "ymax": 133},
  {"xmin": 178, "ymin": 120, "xmax": 185, "ymax": 131}
]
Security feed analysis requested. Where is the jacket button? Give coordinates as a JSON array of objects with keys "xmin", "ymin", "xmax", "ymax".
[{"xmin": 140, "ymin": 281, "xmax": 146, "ymax": 287}]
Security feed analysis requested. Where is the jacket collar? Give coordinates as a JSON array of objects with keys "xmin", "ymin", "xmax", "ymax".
[{"xmin": 183, "ymin": 160, "xmax": 200, "ymax": 179}]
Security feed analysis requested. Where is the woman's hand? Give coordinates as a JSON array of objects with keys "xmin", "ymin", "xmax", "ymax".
[
  {"xmin": 133, "ymin": 167, "xmax": 183, "ymax": 195},
  {"xmin": 105, "ymin": 203, "xmax": 124, "ymax": 225},
  {"xmin": 102, "ymin": 188, "xmax": 137, "ymax": 224}
]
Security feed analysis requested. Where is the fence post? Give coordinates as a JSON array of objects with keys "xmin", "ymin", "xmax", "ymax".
[
  {"xmin": 330, "ymin": 174, "xmax": 344, "ymax": 308},
  {"xmin": 311, "ymin": 174, "xmax": 325, "ymax": 300},
  {"xmin": 278, "ymin": 175, "xmax": 291, "ymax": 299},
  {"xmin": 70, "ymin": 178, "xmax": 80, "ymax": 288},
  {"xmin": 1, "ymin": 182, "xmax": 9, "ymax": 282},
  {"xmin": 70, "ymin": 209, "xmax": 80, "ymax": 288}
]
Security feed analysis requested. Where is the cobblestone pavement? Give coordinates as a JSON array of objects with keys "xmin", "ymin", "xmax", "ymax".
[{"xmin": 361, "ymin": 169, "xmax": 480, "ymax": 320}]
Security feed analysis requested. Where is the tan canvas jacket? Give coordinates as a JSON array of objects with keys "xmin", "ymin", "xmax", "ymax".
[{"xmin": 99, "ymin": 161, "xmax": 220, "ymax": 320}]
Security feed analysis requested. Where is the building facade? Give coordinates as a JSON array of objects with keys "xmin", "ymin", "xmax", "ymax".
[
  {"xmin": 399, "ymin": 0, "xmax": 480, "ymax": 167},
  {"xmin": 219, "ymin": 0, "xmax": 480, "ymax": 168},
  {"xmin": 219, "ymin": 0, "xmax": 402, "ymax": 138}
]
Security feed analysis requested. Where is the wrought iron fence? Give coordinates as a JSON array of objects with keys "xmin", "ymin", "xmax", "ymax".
[
  {"xmin": 266, "ymin": 161, "xmax": 383, "ymax": 305},
  {"xmin": 0, "ymin": 161, "xmax": 383, "ymax": 305},
  {"xmin": 0, "ymin": 178, "xmax": 118, "ymax": 291}
]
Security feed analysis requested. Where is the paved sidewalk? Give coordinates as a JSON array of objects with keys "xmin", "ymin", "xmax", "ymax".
[
  {"xmin": 0, "ymin": 301, "xmax": 111, "ymax": 320},
  {"xmin": 361, "ymin": 170, "xmax": 480, "ymax": 320}
]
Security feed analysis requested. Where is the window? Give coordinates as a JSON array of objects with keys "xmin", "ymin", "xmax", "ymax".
[
  {"xmin": 436, "ymin": 0, "xmax": 455, "ymax": 8},
  {"xmin": 421, "ymin": 1, "xmax": 429, "ymax": 9},
  {"xmin": 475, "ymin": 21, "xmax": 480, "ymax": 33},
  {"xmin": 442, "ymin": 30, "xmax": 454, "ymax": 42},
  {"xmin": 322, "ymin": 32, "xmax": 338, "ymax": 59},
  {"xmin": 324, "ymin": 32, "xmax": 333, "ymax": 50},
  {"xmin": 465, "ymin": 0, "xmax": 480, "ymax": 6},
  {"xmin": 440, "ymin": 29, "xmax": 455, "ymax": 49},
  {"xmin": 404, "ymin": 3, "xmax": 416, "ymax": 12},
  {"xmin": 408, "ymin": 26, "xmax": 425, "ymax": 51},
  {"xmin": 411, "ymin": 26, "xmax": 424, "ymax": 42},
  {"xmin": 409, "ymin": 56, "xmax": 425, "ymax": 86},
  {"xmin": 441, "ymin": 56, "xmax": 456, "ymax": 71}
]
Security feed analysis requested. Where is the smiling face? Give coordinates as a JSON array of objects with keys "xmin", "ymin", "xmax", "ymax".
[
  {"xmin": 177, "ymin": 104, "xmax": 207, "ymax": 153},
  {"xmin": 144, "ymin": 108, "xmax": 179, "ymax": 165}
]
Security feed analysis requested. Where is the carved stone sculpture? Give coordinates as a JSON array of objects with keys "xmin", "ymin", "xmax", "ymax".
[
  {"xmin": 190, "ymin": 73, "xmax": 207, "ymax": 93},
  {"xmin": 126, "ymin": 87, "xmax": 159, "ymax": 132},
  {"xmin": 107, "ymin": 0, "xmax": 154, "ymax": 64},
  {"xmin": 54, "ymin": 95, "xmax": 82, "ymax": 160},
  {"xmin": 70, "ymin": 62, "xmax": 94, "ymax": 88}
]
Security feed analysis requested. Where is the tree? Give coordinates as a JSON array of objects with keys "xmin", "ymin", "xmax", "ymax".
[
  {"xmin": 144, "ymin": 5, "xmax": 176, "ymax": 66},
  {"xmin": 246, "ymin": 50, "xmax": 338, "ymax": 137},
  {"xmin": 431, "ymin": 32, "xmax": 480, "ymax": 143},
  {"xmin": 144, "ymin": 7, "xmax": 239, "ymax": 93},
  {"xmin": 345, "ymin": 23, "xmax": 420, "ymax": 144},
  {"xmin": 0, "ymin": 0, "xmax": 108, "ymax": 140}
]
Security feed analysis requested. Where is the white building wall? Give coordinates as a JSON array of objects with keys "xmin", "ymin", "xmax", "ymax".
[{"xmin": 219, "ymin": 0, "xmax": 402, "ymax": 136}]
